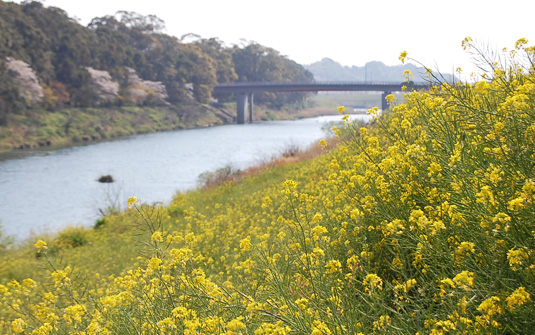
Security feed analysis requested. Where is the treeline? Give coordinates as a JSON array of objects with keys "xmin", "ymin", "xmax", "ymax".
[{"xmin": 0, "ymin": 1, "xmax": 313, "ymax": 125}]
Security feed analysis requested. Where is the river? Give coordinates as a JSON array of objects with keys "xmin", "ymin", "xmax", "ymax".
[{"xmin": 0, "ymin": 114, "xmax": 370, "ymax": 240}]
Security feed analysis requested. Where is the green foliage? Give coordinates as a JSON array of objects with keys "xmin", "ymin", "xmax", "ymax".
[
  {"xmin": 0, "ymin": 104, "xmax": 237, "ymax": 152},
  {"xmin": 0, "ymin": 2, "xmax": 312, "ymax": 116},
  {"xmin": 0, "ymin": 60, "xmax": 22, "ymax": 125},
  {"xmin": 231, "ymin": 42, "xmax": 314, "ymax": 108},
  {"xmin": 0, "ymin": 223, "xmax": 14, "ymax": 255},
  {"xmin": 94, "ymin": 217, "xmax": 106, "ymax": 229},
  {"xmin": 53, "ymin": 226, "xmax": 90, "ymax": 249}
]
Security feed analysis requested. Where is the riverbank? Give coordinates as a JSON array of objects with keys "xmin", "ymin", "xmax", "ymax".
[
  {"xmin": 0, "ymin": 101, "xmax": 346, "ymax": 154},
  {"xmin": 0, "ymin": 103, "xmax": 228, "ymax": 154}
]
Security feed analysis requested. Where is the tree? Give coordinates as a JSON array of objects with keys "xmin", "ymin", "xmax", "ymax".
[
  {"xmin": 195, "ymin": 38, "xmax": 238, "ymax": 84},
  {"xmin": 232, "ymin": 41, "xmax": 313, "ymax": 107},
  {"xmin": 0, "ymin": 60, "xmax": 22, "ymax": 124},
  {"xmin": 0, "ymin": 2, "xmax": 313, "ymax": 112},
  {"xmin": 115, "ymin": 11, "xmax": 166, "ymax": 34},
  {"xmin": 174, "ymin": 44, "xmax": 217, "ymax": 103}
]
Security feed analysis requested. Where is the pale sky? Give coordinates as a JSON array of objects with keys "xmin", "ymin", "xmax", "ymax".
[{"xmin": 9, "ymin": 0, "xmax": 535, "ymax": 78}]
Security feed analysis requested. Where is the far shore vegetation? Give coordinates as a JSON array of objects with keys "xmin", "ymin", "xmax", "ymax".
[{"xmin": 0, "ymin": 92, "xmax": 381, "ymax": 154}]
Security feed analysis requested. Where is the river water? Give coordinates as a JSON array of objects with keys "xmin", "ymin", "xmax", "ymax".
[{"xmin": 0, "ymin": 114, "xmax": 370, "ymax": 240}]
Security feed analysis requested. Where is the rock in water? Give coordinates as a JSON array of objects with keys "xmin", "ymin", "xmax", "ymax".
[{"xmin": 97, "ymin": 175, "xmax": 115, "ymax": 183}]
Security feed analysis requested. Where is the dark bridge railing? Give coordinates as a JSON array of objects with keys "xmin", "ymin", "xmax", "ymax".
[{"xmin": 213, "ymin": 81, "xmax": 428, "ymax": 94}]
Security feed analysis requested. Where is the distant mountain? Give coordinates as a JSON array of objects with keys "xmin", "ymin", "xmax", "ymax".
[{"xmin": 305, "ymin": 58, "xmax": 447, "ymax": 83}]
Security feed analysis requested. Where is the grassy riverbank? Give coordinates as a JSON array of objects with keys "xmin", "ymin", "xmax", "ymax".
[
  {"xmin": 1, "ymin": 41, "xmax": 535, "ymax": 334},
  {"xmin": 0, "ymin": 93, "xmax": 379, "ymax": 155},
  {"xmin": 0, "ymin": 104, "xmax": 234, "ymax": 154}
]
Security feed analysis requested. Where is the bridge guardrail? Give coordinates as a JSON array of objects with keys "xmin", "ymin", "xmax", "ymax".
[
  {"xmin": 213, "ymin": 81, "xmax": 429, "ymax": 94},
  {"xmin": 214, "ymin": 80, "xmax": 429, "ymax": 86}
]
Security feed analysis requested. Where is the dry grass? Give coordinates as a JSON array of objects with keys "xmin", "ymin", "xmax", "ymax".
[{"xmin": 198, "ymin": 137, "xmax": 340, "ymax": 190}]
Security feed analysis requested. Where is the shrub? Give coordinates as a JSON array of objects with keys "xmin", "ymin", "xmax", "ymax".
[{"xmin": 54, "ymin": 226, "xmax": 90, "ymax": 249}]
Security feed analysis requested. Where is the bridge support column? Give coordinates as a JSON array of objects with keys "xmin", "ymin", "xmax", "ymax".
[
  {"xmin": 381, "ymin": 91, "xmax": 392, "ymax": 111},
  {"xmin": 237, "ymin": 93, "xmax": 247, "ymax": 124},
  {"xmin": 248, "ymin": 93, "xmax": 254, "ymax": 123},
  {"xmin": 237, "ymin": 93, "xmax": 254, "ymax": 124}
]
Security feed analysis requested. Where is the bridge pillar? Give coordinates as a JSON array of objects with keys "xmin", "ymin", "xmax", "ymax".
[
  {"xmin": 237, "ymin": 93, "xmax": 247, "ymax": 124},
  {"xmin": 248, "ymin": 93, "xmax": 254, "ymax": 123},
  {"xmin": 381, "ymin": 91, "xmax": 392, "ymax": 111}
]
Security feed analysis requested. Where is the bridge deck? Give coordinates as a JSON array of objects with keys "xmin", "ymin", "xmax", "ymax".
[
  {"xmin": 213, "ymin": 81, "xmax": 428, "ymax": 94},
  {"xmin": 212, "ymin": 81, "xmax": 429, "ymax": 124}
]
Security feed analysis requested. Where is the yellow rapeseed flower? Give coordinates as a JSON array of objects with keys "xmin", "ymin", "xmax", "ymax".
[
  {"xmin": 506, "ymin": 287, "xmax": 530, "ymax": 311},
  {"xmin": 63, "ymin": 304, "xmax": 86, "ymax": 325},
  {"xmin": 462, "ymin": 36, "xmax": 473, "ymax": 50},
  {"xmin": 453, "ymin": 271, "xmax": 475, "ymax": 289},
  {"xmin": 172, "ymin": 306, "xmax": 189, "ymax": 319},
  {"xmin": 312, "ymin": 320, "xmax": 332, "ymax": 335},
  {"xmin": 477, "ymin": 296, "xmax": 502, "ymax": 318},
  {"xmin": 404, "ymin": 69, "xmax": 413, "ymax": 81},
  {"xmin": 147, "ymin": 257, "xmax": 162, "ymax": 270},
  {"xmin": 157, "ymin": 317, "xmax": 176, "ymax": 331},
  {"xmin": 22, "ymin": 278, "xmax": 37, "ymax": 288},
  {"xmin": 399, "ymin": 51, "xmax": 408, "ymax": 64},
  {"xmin": 127, "ymin": 196, "xmax": 139, "ymax": 209},
  {"xmin": 515, "ymin": 38, "xmax": 528, "ymax": 49},
  {"xmin": 457, "ymin": 242, "xmax": 475, "ymax": 255},
  {"xmin": 325, "ymin": 259, "xmax": 342, "ymax": 274},
  {"xmin": 32, "ymin": 323, "xmax": 53, "ymax": 335},
  {"xmin": 367, "ymin": 106, "xmax": 379, "ymax": 117},
  {"xmin": 34, "ymin": 239, "xmax": 48, "ymax": 252},
  {"xmin": 51, "ymin": 266, "xmax": 71, "ymax": 287},
  {"xmin": 11, "ymin": 318, "xmax": 26, "ymax": 333},
  {"xmin": 239, "ymin": 237, "xmax": 252, "ymax": 252},
  {"xmin": 295, "ymin": 298, "xmax": 308, "ymax": 310},
  {"xmin": 226, "ymin": 316, "xmax": 246, "ymax": 332},
  {"xmin": 363, "ymin": 273, "xmax": 383, "ymax": 295},
  {"xmin": 151, "ymin": 231, "xmax": 163, "ymax": 242},
  {"xmin": 507, "ymin": 248, "xmax": 529, "ymax": 271}
]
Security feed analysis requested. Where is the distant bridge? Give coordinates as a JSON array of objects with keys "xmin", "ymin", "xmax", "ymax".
[{"xmin": 213, "ymin": 81, "xmax": 428, "ymax": 124}]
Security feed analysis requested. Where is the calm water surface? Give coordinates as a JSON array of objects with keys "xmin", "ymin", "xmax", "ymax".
[{"xmin": 0, "ymin": 114, "xmax": 370, "ymax": 240}]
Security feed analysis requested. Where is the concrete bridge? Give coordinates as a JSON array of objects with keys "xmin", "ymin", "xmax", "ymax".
[{"xmin": 212, "ymin": 81, "xmax": 428, "ymax": 124}]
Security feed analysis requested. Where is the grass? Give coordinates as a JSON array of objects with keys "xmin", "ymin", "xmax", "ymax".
[{"xmin": 197, "ymin": 139, "xmax": 340, "ymax": 190}]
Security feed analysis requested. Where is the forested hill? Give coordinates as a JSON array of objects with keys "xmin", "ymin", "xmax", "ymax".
[{"xmin": 0, "ymin": 1, "xmax": 313, "ymax": 125}]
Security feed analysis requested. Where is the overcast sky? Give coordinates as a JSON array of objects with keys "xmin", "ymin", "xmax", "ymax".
[{"xmin": 10, "ymin": 0, "xmax": 535, "ymax": 78}]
